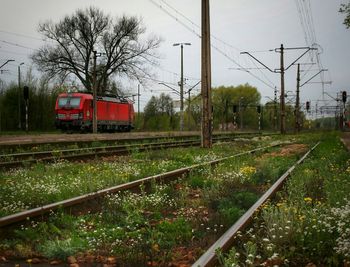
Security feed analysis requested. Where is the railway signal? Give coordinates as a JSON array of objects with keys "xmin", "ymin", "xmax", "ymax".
[
  {"xmin": 256, "ymin": 105, "xmax": 261, "ymax": 113},
  {"xmin": 23, "ymin": 86, "xmax": 29, "ymax": 132},
  {"xmin": 306, "ymin": 101, "xmax": 310, "ymax": 112},
  {"xmin": 342, "ymin": 91, "xmax": 347, "ymax": 103},
  {"xmin": 257, "ymin": 105, "xmax": 262, "ymax": 132},
  {"xmin": 342, "ymin": 91, "xmax": 347, "ymax": 130},
  {"xmin": 233, "ymin": 105, "xmax": 238, "ymax": 129}
]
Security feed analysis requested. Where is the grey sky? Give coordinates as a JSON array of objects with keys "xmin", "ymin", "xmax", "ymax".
[{"xmin": 0, "ymin": 0, "xmax": 349, "ymax": 111}]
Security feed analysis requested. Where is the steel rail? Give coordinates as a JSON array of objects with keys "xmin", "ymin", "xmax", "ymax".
[
  {"xmin": 0, "ymin": 139, "xmax": 199, "ymax": 161},
  {"xmin": 0, "ymin": 132, "xmax": 261, "ymax": 149},
  {"xmin": 0, "ymin": 135, "xmax": 243, "ymax": 160},
  {"xmin": 0, "ymin": 134, "xmax": 262, "ymax": 169},
  {"xmin": 0, "ymin": 140, "xmax": 201, "ymax": 169},
  {"xmin": 0, "ymin": 142, "xmax": 283, "ymax": 228},
  {"xmin": 192, "ymin": 141, "xmax": 320, "ymax": 267}
]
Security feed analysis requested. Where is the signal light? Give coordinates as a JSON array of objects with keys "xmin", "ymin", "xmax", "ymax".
[
  {"xmin": 306, "ymin": 101, "xmax": 310, "ymax": 111},
  {"xmin": 233, "ymin": 105, "xmax": 238, "ymax": 113},
  {"xmin": 342, "ymin": 91, "xmax": 347, "ymax": 103},
  {"xmin": 257, "ymin": 105, "xmax": 261, "ymax": 114},
  {"xmin": 23, "ymin": 86, "xmax": 29, "ymax": 100}
]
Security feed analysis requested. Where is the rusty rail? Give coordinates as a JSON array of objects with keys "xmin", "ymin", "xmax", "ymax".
[
  {"xmin": 192, "ymin": 141, "xmax": 320, "ymax": 267},
  {"xmin": 0, "ymin": 139, "xmax": 200, "ymax": 169},
  {"xmin": 0, "ymin": 142, "xmax": 282, "ymax": 227},
  {"xmin": 0, "ymin": 133, "xmax": 268, "ymax": 169}
]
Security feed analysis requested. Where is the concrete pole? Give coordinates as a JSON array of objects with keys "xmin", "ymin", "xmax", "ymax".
[
  {"xmin": 92, "ymin": 51, "xmax": 98, "ymax": 134},
  {"xmin": 279, "ymin": 44, "xmax": 286, "ymax": 134},
  {"xmin": 201, "ymin": 0, "xmax": 212, "ymax": 148},
  {"xmin": 18, "ymin": 64, "xmax": 23, "ymax": 129},
  {"xmin": 180, "ymin": 44, "xmax": 184, "ymax": 131},
  {"xmin": 274, "ymin": 87, "xmax": 278, "ymax": 131},
  {"xmin": 295, "ymin": 63, "xmax": 300, "ymax": 133}
]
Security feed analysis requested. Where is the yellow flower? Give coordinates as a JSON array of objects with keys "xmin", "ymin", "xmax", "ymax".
[
  {"xmin": 239, "ymin": 166, "xmax": 256, "ymax": 176},
  {"xmin": 304, "ymin": 197, "xmax": 312, "ymax": 203}
]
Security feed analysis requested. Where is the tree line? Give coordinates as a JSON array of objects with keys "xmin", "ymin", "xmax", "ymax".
[{"xmin": 1, "ymin": 81, "xmax": 306, "ymax": 133}]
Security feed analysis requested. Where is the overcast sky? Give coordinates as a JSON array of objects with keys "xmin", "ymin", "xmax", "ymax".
[{"xmin": 0, "ymin": 0, "xmax": 349, "ymax": 111}]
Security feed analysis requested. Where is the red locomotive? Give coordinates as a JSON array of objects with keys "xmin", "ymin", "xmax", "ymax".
[{"xmin": 55, "ymin": 92, "xmax": 134, "ymax": 132}]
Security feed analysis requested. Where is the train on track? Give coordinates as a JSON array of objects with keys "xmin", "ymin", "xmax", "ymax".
[{"xmin": 55, "ymin": 92, "xmax": 135, "ymax": 132}]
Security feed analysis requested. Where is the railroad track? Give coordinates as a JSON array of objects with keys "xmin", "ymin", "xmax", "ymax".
[
  {"xmin": 0, "ymin": 131, "xmax": 261, "ymax": 150},
  {"xmin": 192, "ymin": 142, "xmax": 320, "ymax": 267},
  {"xmin": 0, "ymin": 134, "xmax": 263, "ymax": 169},
  {"xmin": 0, "ymin": 142, "xmax": 283, "ymax": 228}
]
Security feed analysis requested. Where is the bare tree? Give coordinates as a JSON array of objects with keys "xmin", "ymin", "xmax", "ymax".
[
  {"xmin": 32, "ymin": 7, "xmax": 161, "ymax": 95},
  {"xmin": 340, "ymin": 2, "xmax": 350, "ymax": 28}
]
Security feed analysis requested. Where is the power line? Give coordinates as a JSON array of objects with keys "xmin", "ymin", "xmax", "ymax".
[
  {"xmin": 148, "ymin": 0, "xmax": 277, "ymax": 90},
  {"xmin": 148, "ymin": 0, "xmax": 201, "ymax": 38},
  {"xmin": 159, "ymin": 0, "xmax": 241, "ymax": 52},
  {"xmin": 0, "ymin": 29, "xmax": 44, "ymax": 42},
  {"xmin": 247, "ymin": 56, "xmax": 276, "ymax": 89},
  {"xmin": 0, "ymin": 49, "xmax": 30, "ymax": 57},
  {"xmin": 0, "ymin": 39, "xmax": 36, "ymax": 50},
  {"xmin": 294, "ymin": 0, "xmax": 328, "ymax": 96}
]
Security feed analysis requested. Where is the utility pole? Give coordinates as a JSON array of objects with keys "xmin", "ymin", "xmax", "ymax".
[
  {"xmin": 295, "ymin": 63, "xmax": 301, "ymax": 133},
  {"xmin": 137, "ymin": 84, "xmax": 141, "ymax": 129},
  {"xmin": 186, "ymin": 80, "xmax": 200, "ymax": 131},
  {"xmin": 274, "ymin": 87, "xmax": 278, "ymax": 131},
  {"xmin": 137, "ymin": 84, "xmax": 140, "ymax": 118},
  {"xmin": 18, "ymin": 62, "xmax": 24, "ymax": 130},
  {"xmin": 279, "ymin": 44, "xmax": 286, "ymax": 134},
  {"xmin": 188, "ymin": 89, "xmax": 191, "ymax": 130},
  {"xmin": 239, "ymin": 97, "xmax": 243, "ymax": 130},
  {"xmin": 23, "ymin": 86, "xmax": 29, "ymax": 132},
  {"xmin": 241, "ymin": 45, "xmax": 316, "ymax": 134},
  {"xmin": 92, "ymin": 51, "xmax": 98, "ymax": 134},
  {"xmin": 201, "ymin": 0, "xmax": 212, "ymax": 148},
  {"xmin": 173, "ymin": 42, "xmax": 191, "ymax": 131}
]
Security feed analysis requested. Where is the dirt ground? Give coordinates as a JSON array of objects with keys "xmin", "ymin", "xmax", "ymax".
[{"xmin": 264, "ymin": 143, "xmax": 308, "ymax": 157}]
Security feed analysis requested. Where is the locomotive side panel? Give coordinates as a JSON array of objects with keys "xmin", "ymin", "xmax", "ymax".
[{"xmin": 55, "ymin": 93, "xmax": 134, "ymax": 132}]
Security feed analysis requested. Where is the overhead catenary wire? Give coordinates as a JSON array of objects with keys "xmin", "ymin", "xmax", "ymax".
[
  {"xmin": 294, "ymin": 0, "xmax": 329, "ymax": 96},
  {"xmin": 247, "ymin": 56, "xmax": 277, "ymax": 89},
  {"xmin": 0, "ymin": 39, "xmax": 36, "ymax": 51},
  {"xmin": 148, "ymin": 0, "xmax": 278, "ymax": 91},
  {"xmin": 0, "ymin": 29, "xmax": 46, "ymax": 42},
  {"xmin": 158, "ymin": 0, "xmax": 241, "ymax": 53}
]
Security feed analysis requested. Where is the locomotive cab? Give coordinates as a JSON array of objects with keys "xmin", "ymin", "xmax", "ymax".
[{"xmin": 55, "ymin": 93, "xmax": 93, "ymax": 132}]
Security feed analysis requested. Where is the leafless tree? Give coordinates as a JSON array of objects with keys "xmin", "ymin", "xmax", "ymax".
[{"xmin": 32, "ymin": 7, "xmax": 161, "ymax": 95}]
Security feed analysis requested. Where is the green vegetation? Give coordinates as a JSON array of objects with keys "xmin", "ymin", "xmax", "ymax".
[
  {"xmin": 219, "ymin": 133, "xmax": 350, "ymax": 266},
  {"xmin": 0, "ymin": 137, "xmax": 259, "ymax": 217},
  {"xmin": 0, "ymin": 134, "xmax": 319, "ymax": 265}
]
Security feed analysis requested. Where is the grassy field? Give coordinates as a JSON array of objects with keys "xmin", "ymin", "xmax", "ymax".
[
  {"xmin": 0, "ymin": 133, "xmax": 334, "ymax": 266},
  {"xmin": 219, "ymin": 132, "xmax": 350, "ymax": 266}
]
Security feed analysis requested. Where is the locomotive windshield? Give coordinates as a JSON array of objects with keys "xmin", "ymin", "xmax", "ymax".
[{"xmin": 58, "ymin": 97, "xmax": 81, "ymax": 108}]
